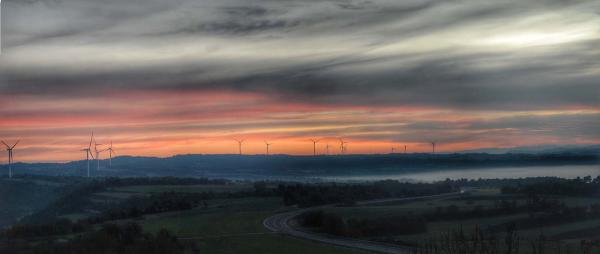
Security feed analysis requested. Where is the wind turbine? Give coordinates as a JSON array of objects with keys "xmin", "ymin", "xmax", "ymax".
[
  {"xmin": 430, "ymin": 141, "xmax": 436, "ymax": 154},
  {"xmin": 93, "ymin": 136, "xmax": 104, "ymax": 171},
  {"xmin": 2, "ymin": 140, "xmax": 20, "ymax": 179},
  {"xmin": 234, "ymin": 138, "xmax": 245, "ymax": 155},
  {"xmin": 309, "ymin": 139, "xmax": 321, "ymax": 156},
  {"xmin": 391, "ymin": 147, "xmax": 396, "ymax": 154},
  {"xmin": 80, "ymin": 133, "xmax": 94, "ymax": 178},
  {"xmin": 106, "ymin": 141, "xmax": 115, "ymax": 168},
  {"xmin": 404, "ymin": 145, "xmax": 407, "ymax": 154},
  {"xmin": 339, "ymin": 138, "xmax": 348, "ymax": 154},
  {"xmin": 325, "ymin": 143, "xmax": 331, "ymax": 155},
  {"xmin": 264, "ymin": 141, "xmax": 272, "ymax": 155}
]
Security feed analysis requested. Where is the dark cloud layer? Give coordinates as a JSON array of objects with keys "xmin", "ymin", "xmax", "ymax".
[
  {"xmin": 2, "ymin": 0, "xmax": 599, "ymax": 111},
  {"xmin": 0, "ymin": 0, "xmax": 599, "ymax": 161}
]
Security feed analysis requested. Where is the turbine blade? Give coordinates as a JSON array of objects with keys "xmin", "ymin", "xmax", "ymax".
[
  {"xmin": 1, "ymin": 141, "xmax": 8, "ymax": 148},
  {"xmin": 11, "ymin": 140, "xmax": 20, "ymax": 149}
]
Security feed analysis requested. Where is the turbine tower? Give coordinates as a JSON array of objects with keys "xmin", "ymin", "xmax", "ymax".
[
  {"xmin": 93, "ymin": 135, "xmax": 103, "ymax": 171},
  {"xmin": 431, "ymin": 141, "xmax": 436, "ymax": 154},
  {"xmin": 339, "ymin": 138, "xmax": 348, "ymax": 154},
  {"xmin": 309, "ymin": 139, "xmax": 321, "ymax": 156},
  {"xmin": 234, "ymin": 138, "xmax": 245, "ymax": 155},
  {"xmin": 264, "ymin": 141, "xmax": 272, "ymax": 155},
  {"xmin": 325, "ymin": 143, "xmax": 330, "ymax": 155},
  {"xmin": 404, "ymin": 145, "xmax": 407, "ymax": 154},
  {"xmin": 1, "ymin": 140, "xmax": 20, "ymax": 179},
  {"xmin": 106, "ymin": 141, "xmax": 115, "ymax": 168},
  {"xmin": 80, "ymin": 133, "xmax": 94, "ymax": 178}
]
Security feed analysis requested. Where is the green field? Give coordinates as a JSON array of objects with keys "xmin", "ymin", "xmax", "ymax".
[
  {"xmin": 61, "ymin": 183, "xmax": 256, "ymax": 220},
  {"xmin": 324, "ymin": 194, "xmax": 518, "ymax": 219},
  {"xmin": 142, "ymin": 196, "xmax": 373, "ymax": 254},
  {"xmin": 82, "ymin": 185, "xmax": 600, "ymax": 253},
  {"xmin": 320, "ymin": 189, "xmax": 600, "ymax": 251},
  {"xmin": 9, "ymin": 180, "xmax": 599, "ymax": 254},
  {"xmin": 192, "ymin": 234, "xmax": 371, "ymax": 254},
  {"xmin": 143, "ymin": 197, "xmax": 279, "ymax": 237},
  {"xmin": 52, "ymin": 182, "xmax": 374, "ymax": 253}
]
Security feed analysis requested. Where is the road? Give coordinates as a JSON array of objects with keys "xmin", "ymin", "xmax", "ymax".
[{"xmin": 263, "ymin": 192, "xmax": 459, "ymax": 254}]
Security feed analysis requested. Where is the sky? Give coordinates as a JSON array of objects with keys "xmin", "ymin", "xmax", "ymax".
[{"xmin": 0, "ymin": 0, "xmax": 599, "ymax": 162}]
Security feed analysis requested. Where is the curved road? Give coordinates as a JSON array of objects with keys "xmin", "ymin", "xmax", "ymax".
[{"xmin": 263, "ymin": 193, "xmax": 460, "ymax": 254}]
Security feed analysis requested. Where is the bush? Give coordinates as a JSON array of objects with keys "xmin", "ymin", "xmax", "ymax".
[{"xmin": 298, "ymin": 210, "xmax": 427, "ymax": 237}]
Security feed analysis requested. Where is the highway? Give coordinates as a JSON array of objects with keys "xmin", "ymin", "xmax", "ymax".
[{"xmin": 263, "ymin": 192, "xmax": 459, "ymax": 254}]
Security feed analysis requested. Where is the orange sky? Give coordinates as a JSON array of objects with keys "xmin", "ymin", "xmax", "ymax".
[{"xmin": 1, "ymin": 90, "xmax": 598, "ymax": 162}]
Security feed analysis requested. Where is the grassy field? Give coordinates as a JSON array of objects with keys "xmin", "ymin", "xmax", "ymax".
[
  {"xmin": 140, "ymin": 194, "xmax": 373, "ymax": 254},
  {"xmin": 136, "ymin": 185, "xmax": 600, "ymax": 253},
  {"xmin": 61, "ymin": 183, "xmax": 255, "ymax": 220},
  {"xmin": 322, "ymin": 189, "xmax": 600, "ymax": 248},
  {"xmin": 325, "ymin": 196, "xmax": 505, "ymax": 219},
  {"xmin": 192, "ymin": 234, "xmax": 371, "ymax": 254},
  {"xmin": 27, "ymin": 181, "xmax": 600, "ymax": 254},
  {"xmin": 6, "ymin": 178, "xmax": 600, "ymax": 254},
  {"xmin": 51, "ymin": 180, "xmax": 373, "ymax": 253},
  {"xmin": 143, "ymin": 197, "xmax": 279, "ymax": 237}
]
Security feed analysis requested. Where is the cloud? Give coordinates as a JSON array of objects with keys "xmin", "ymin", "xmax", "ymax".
[
  {"xmin": 2, "ymin": 0, "xmax": 599, "ymax": 110},
  {"xmin": 0, "ymin": 0, "xmax": 599, "ymax": 160}
]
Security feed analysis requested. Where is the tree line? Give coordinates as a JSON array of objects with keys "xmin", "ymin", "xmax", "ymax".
[
  {"xmin": 403, "ymin": 225, "xmax": 600, "ymax": 254},
  {"xmin": 1, "ymin": 222, "xmax": 198, "ymax": 254},
  {"xmin": 501, "ymin": 176, "xmax": 600, "ymax": 196},
  {"xmin": 279, "ymin": 180, "xmax": 455, "ymax": 207},
  {"xmin": 299, "ymin": 210, "xmax": 427, "ymax": 237},
  {"xmin": 20, "ymin": 177, "xmax": 235, "ymax": 224}
]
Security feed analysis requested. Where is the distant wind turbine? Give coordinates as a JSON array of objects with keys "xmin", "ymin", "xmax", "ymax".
[
  {"xmin": 93, "ymin": 135, "xmax": 104, "ymax": 171},
  {"xmin": 2, "ymin": 140, "xmax": 20, "ymax": 179},
  {"xmin": 309, "ymin": 139, "xmax": 321, "ymax": 156},
  {"xmin": 325, "ymin": 143, "xmax": 331, "ymax": 155},
  {"xmin": 234, "ymin": 138, "xmax": 245, "ymax": 155},
  {"xmin": 339, "ymin": 138, "xmax": 348, "ymax": 154},
  {"xmin": 106, "ymin": 141, "xmax": 115, "ymax": 168},
  {"xmin": 80, "ymin": 133, "xmax": 94, "ymax": 177},
  {"xmin": 391, "ymin": 147, "xmax": 396, "ymax": 154},
  {"xmin": 264, "ymin": 141, "xmax": 272, "ymax": 155},
  {"xmin": 404, "ymin": 145, "xmax": 407, "ymax": 154},
  {"xmin": 430, "ymin": 141, "xmax": 436, "ymax": 154}
]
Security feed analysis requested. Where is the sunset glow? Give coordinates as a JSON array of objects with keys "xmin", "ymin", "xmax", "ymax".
[{"xmin": 1, "ymin": 89, "xmax": 598, "ymax": 162}]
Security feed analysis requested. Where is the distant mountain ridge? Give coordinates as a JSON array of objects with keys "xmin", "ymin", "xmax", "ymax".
[{"xmin": 1, "ymin": 150, "xmax": 598, "ymax": 179}]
